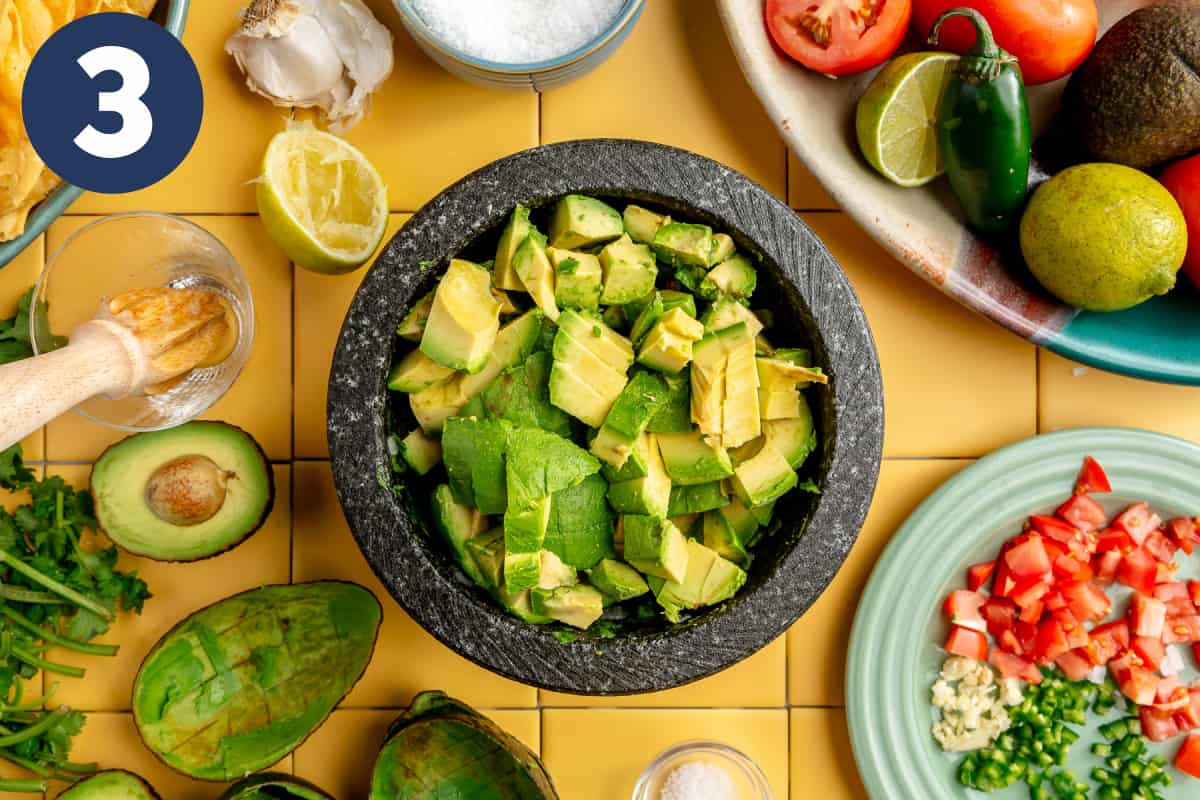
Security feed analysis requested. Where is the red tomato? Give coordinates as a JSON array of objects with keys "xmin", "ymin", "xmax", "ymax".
[
  {"xmin": 1160, "ymin": 155, "xmax": 1200, "ymax": 291},
  {"xmin": 1119, "ymin": 666, "xmax": 1160, "ymax": 706},
  {"xmin": 1115, "ymin": 503, "xmax": 1162, "ymax": 546},
  {"xmin": 1176, "ymin": 691, "xmax": 1200, "ymax": 732},
  {"xmin": 1075, "ymin": 456, "xmax": 1112, "ymax": 495},
  {"xmin": 1006, "ymin": 535, "xmax": 1053, "ymax": 578},
  {"xmin": 1035, "ymin": 617, "xmax": 1070, "ymax": 661},
  {"xmin": 911, "ymin": 0, "xmax": 1097, "ymax": 85},
  {"xmin": 1060, "ymin": 580, "xmax": 1110, "ymax": 622},
  {"xmin": 1191, "ymin": 580, "xmax": 1200, "ymax": 608},
  {"xmin": 966, "ymin": 561, "xmax": 996, "ymax": 592},
  {"xmin": 1119, "ymin": 550, "xmax": 1160, "ymax": 596},
  {"xmin": 1031, "ymin": 514, "xmax": 1080, "ymax": 545},
  {"xmin": 1095, "ymin": 528, "xmax": 1134, "ymax": 553},
  {"xmin": 1054, "ymin": 609, "xmax": 1089, "ymax": 650},
  {"xmin": 1141, "ymin": 706, "xmax": 1182, "ymax": 743},
  {"xmin": 1053, "ymin": 555, "xmax": 1093, "ymax": 583},
  {"xmin": 1093, "ymin": 620, "xmax": 1131, "ymax": 651},
  {"xmin": 1131, "ymin": 594, "xmax": 1168, "ymax": 639},
  {"xmin": 765, "ymin": 0, "xmax": 912, "ymax": 77},
  {"xmin": 1055, "ymin": 649, "xmax": 1092, "ymax": 682},
  {"xmin": 1168, "ymin": 518, "xmax": 1200, "ymax": 556},
  {"xmin": 1154, "ymin": 582, "xmax": 1196, "ymax": 617},
  {"xmin": 945, "ymin": 625, "xmax": 988, "ymax": 661},
  {"xmin": 1144, "ymin": 530, "xmax": 1179, "ymax": 564},
  {"xmin": 1133, "ymin": 636, "xmax": 1166, "ymax": 671},
  {"xmin": 1093, "ymin": 550, "xmax": 1122, "ymax": 585},
  {"xmin": 1057, "ymin": 495, "xmax": 1107, "ymax": 533},
  {"xmin": 991, "ymin": 650, "xmax": 1042, "ymax": 684},
  {"xmin": 1163, "ymin": 616, "xmax": 1200, "ymax": 645},
  {"xmin": 944, "ymin": 590, "xmax": 988, "ymax": 632},
  {"xmin": 1176, "ymin": 734, "xmax": 1200, "ymax": 779},
  {"xmin": 983, "ymin": 597, "xmax": 1016, "ymax": 638}
]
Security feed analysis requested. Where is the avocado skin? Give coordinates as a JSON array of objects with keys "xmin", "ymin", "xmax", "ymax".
[
  {"xmin": 59, "ymin": 770, "xmax": 161, "ymax": 800},
  {"xmin": 219, "ymin": 772, "xmax": 335, "ymax": 800},
  {"xmin": 1064, "ymin": 1, "xmax": 1200, "ymax": 169}
]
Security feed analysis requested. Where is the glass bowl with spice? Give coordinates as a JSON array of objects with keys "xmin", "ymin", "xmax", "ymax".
[
  {"xmin": 391, "ymin": 0, "xmax": 646, "ymax": 91},
  {"xmin": 634, "ymin": 741, "xmax": 773, "ymax": 800}
]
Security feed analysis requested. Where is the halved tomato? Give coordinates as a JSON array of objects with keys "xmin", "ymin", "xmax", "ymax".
[
  {"xmin": 1141, "ymin": 706, "xmax": 1182, "ymax": 743},
  {"xmin": 1057, "ymin": 494, "xmax": 1107, "ymax": 532},
  {"xmin": 1175, "ymin": 733, "xmax": 1200, "ymax": 778},
  {"xmin": 1119, "ymin": 549, "xmax": 1160, "ymax": 596},
  {"xmin": 1114, "ymin": 503, "xmax": 1162, "ymax": 546},
  {"xmin": 1131, "ymin": 593, "xmax": 1167, "ymax": 639},
  {"xmin": 765, "ymin": 0, "xmax": 913, "ymax": 77},
  {"xmin": 945, "ymin": 625, "xmax": 988, "ymax": 661},
  {"xmin": 966, "ymin": 561, "xmax": 996, "ymax": 592},
  {"xmin": 1075, "ymin": 456, "xmax": 1112, "ymax": 495}
]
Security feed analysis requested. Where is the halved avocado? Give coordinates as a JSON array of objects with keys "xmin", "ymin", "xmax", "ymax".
[
  {"xmin": 218, "ymin": 771, "xmax": 334, "ymax": 799},
  {"xmin": 91, "ymin": 422, "xmax": 274, "ymax": 562},
  {"xmin": 59, "ymin": 770, "xmax": 160, "ymax": 800}
]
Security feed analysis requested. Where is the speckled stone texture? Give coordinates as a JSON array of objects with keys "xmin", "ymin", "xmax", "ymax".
[{"xmin": 328, "ymin": 139, "xmax": 884, "ymax": 695}]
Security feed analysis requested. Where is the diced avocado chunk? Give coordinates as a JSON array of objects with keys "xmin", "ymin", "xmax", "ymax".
[
  {"xmin": 721, "ymin": 325, "xmax": 760, "ymax": 448},
  {"xmin": 667, "ymin": 481, "xmax": 730, "ymax": 516},
  {"xmin": 498, "ymin": 585, "xmax": 551, "ymax": 624},
  {"xmin": 749, "ymin": 499, "xmax": 776, "ymax": 527},
  {"xmin": 494, "ymin": 204, "xmax": 531, "ymax": 292},
  {"xmin": 549, "ymin": 359, "xmax": 624, "ymax": 429},
  {"xmin": 703, "ymin": 510, "xmax": 749, "ymax": 567},
  {"xmin": 647, "ymin": 372, "xmax": 691, "ymax": 433},
  {"xmin": 457, "ymin": 308, "xmax": 544, "ymax": 397},
  {"xmin": 702, "ymin": 297, "xmax": 765, "ymax": 337},
  {"xmin": 493, "ymin": 289, "xmax": 520, "ymax": 316},
  {"xmin": 602, "ymin": 430, "xmax": 650, "ymax": 483},
  {"xmin": 537, "ymin": 549, "xmax": 579, "ymax": 590},
  {"xmin": 602, "ymin": 304, "xmax": 627, "ymax": 332},
  {"xmin": 511, "ymin": 231, "xmax": 559, "ymax": 322},
  {"xmin": 556, "ymin": 310, "xmax": 635, "ymax": 373},
  {"xmin": 606, "ymin": 433, "xmax": 672, "ymax": 518},
  {"xmin": 590, "ymin": 561, "xmax": 650, "ymax": 606},
  {"xmin": 690, "ymin": 325, "xmax": 735, "ymax": 435},
  {"xmin": 420, "ymin": 259, "xmax": 501, "ymax": 374},
  {"xmin": 757, "ymin": 356, "xmax": 827, "ymax": 390},
  {"xmin": 505, "ymin": 427, "xmax": 601, "ymax": 510},
  {"xmin": 763, "ymin": 403, "xmax": 817, "ymax": 469},
  {"xmin": 718, "ymin": 496, "xmax": 760, "ymax": 541},
  {"xmin": 549, "ymin": 195, "xmax": 623, "ymax": 250},
  {"xmin": 395, "ymin": 428, "xmax": 441, "ymax": 476},
  {"xmin": 649, "ymin": 540, "xmax": 747, "ymax": 623},
  {"xmin": 397, "ymin": 289, "xmax": 434, "ymax": 341},
  {"xmin": 670, "ymin": 514, "xmax": 701, "ymax": 540},
  {"xmin": 432, "ymin": 484, "xmax": 489, "ymax": 586},
  {"xmin": 465, "ymin": 528, "xmax": 504, "ymax": 591},
  {"xmin": 702, "ymin": 254, "xmax": 757, "ymax": 301},
  {"xmin": 657, "ymin": 430, "xmax": 734, "ymax": 486},
  {"xmin": 598, "ymin": 234, "xmax": 658, "ymax": 305},
  {"xmin": 638, "ymin": 309, "xmax": 705, "ymax": 375},
  {"xmin": 759, "ymin": 389, "xmax": 803, "ymax": 420},
  {"xmin": 729, "ymin": 436, "xmax": 763, "ymax": 466},
  {"xmin": 442, "ymin": 417, "xmax": 511, "ymax": 514},
  {"xmin": 652, "ymin": 222, "xmax": 715, "ymax": 268},
  {"xmin": 548, "ymin": 247, "xmax": 602, "ymax": 310},
  {"xmin": 544, "ymin": 474, "xmax": 615, "ymax": 569},
  {"xmin": 775, "ymin": 347, "xmax": 813, "ymax": 367},
  {"xmin": 623, "ymin": 204, "xmax": 669, "ymax": 244},
  {"xmin": 629, "ymin": 291, "xmax": 697, "ymax": 345},
  {"xmin": 623, "ymin": 516, "xmax": 689, "ymax": 583},
  {"xmin": 478, "ymin": 351, "xmax": 572, "ymax": 436},
  {"xmin": 410, "ymin": 377, "xmax": 469, "ymax": 434},
  {"xmin": 708, "ymin": 233, "xmax": 736, "ymax": 265},
  {"xmin": 732, "ymin": 443, "xmax": 798, "ymax": 507},
  {"xmin": 503, "ymin": 494, "xmax": 552, "ymax": 593},
  {"xmin": 388, "ymin": 349, "xmax": 457, "ymax": 394},
  {"xmin": 530, "ymin": 584, "xmax": 605, "ymax": 630},
  {"xmin": 589, "ymin": 371, "xmax": 667, "ymax": 467}
]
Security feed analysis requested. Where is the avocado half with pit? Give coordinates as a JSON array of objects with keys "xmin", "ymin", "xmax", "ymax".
[
  {"xmin": 59, "ymin": 770, "xmax": 160, "ymax": 799},
  {"xmin": 91, "ymin": 421, "xmax": 274, "ymax": 562}
]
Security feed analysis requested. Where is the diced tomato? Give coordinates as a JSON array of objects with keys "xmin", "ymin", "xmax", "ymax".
[
  {"xmin": 1018, "ymin": 600, "xmax": 1044, "ymax": 624},
  {"xmin": 1060, "ymin": 579, "xmax": 1112, "ymax": 622},
  {"xmin": 1168, "ymin": 517, "xmax": 1200, "ymax": 556},
  {"xmin": 1131, "ymin": 594, "xmax": 1168, "ymax": 639},
  {"xmin": 1053, "ymin": 554, "xmax": 1093, "ymax": 582},
  {"xmin": 1014, "ymin": 620, "xmax": 1039, "ymax": 656},
  {"xmin": 1058, "ymin": 494, "xmax": 1108, "ymax": 532},
  {"xmin": 1093, "ymin": 550, "xmax": 1122, "ymax": 585},
  {"xmin": 1163, "ymin": 616, "xmax": 1200, "ymax": 644},
  {"xmin": 990, "ymin": 650, "xmax": 1043, "ymax": 684},
  {"xmin": 1005, "ymin": 535, "xmax": 1053, "ymax": 578},
  {"xmin": 1176, "ymin": 734, "xmax": 1200, "ymax": 779},
  {"xmin": 1032, "ymin": 514, "xmax": 1082, "ymax": 546},
  {"xmin": 992, "ymin": 545, "xmax": 1017, "ymax": 598},
  {"xmin": 1178, "ymin": 689, "xmax": 1200, "ymax": 731},
  {"xmin": 1044, "ymin": 590, "xmax": 1067, "ymax": 613},
  {"xmin": 1133, "ymin": 636, "xmax": 1166, "ymax": 670},
  {"xmin": 1086, "ymin": 621, "xmax": 1131, "ymax": 667},
  {"xmin": 1119, "ymin": 666, "xmax": 1160, "ymax": 705},
  {"xmin": 1108, "ymin": 652, "xmax": 1136, "ymax": 683},
  {"xmin": 1055, "ymin": 649, "xmax": 1093, "ymax": 681},
  {"xmin": 1035, "ymin": 617, "xmax": 1071, "ymax": 661},
  {"xmin": 1155, "ymin": 682, "xmax": 1190, "ymax": 713},
  {"xmin": 1155, "ymin": 582, "xmax": 1197, "ymax": 617},
  {"xmin": 944, "ymin": 590, "xmax": 988, "ymax": 633},
  {"xmin": 982, "ymin": 597, "xmax": 1016, "ymax": 637},
  {"xmin": 1074, "ymin": 456, "xmax": 1112, "ymax": 495},
  {"xmin": 945, "ymin": 626, "xmax": 988, "ymax": 661},
  {"xmin": 999, "ymin": 629, "xmax": 1023, "ymax": 656},
  {"xmin": 966, "ymin": 561, "xmax": 995, "ymax": 592},
  {"xmin": 1115, "ymin": 503, "xmax": 1162, "ymax": 545},
  {"xmin": 1094, "ymin": 620, "xmax": 1132, "ymax": 651},
  {"xmin": 1157, "ymin": 562, "xmax": 1178, "ymax": 585},
  {"xmin": 1141, "ymin": 705, "xmax": 1182, "ymax": 742},
  {"xmin": 1119, "ymin": 549, "xmax": 1160, "ymax": 595},
  {"xmin": 1095, "ymin": 528, "xmax": 1134, "ymax": 553},
  {"xmin": 1054, "ymin": 609, "xmax": 1089, "ymax": 650},
  {"xmin": 1194, "ymin": 642, "xmax": 1200, "ymax": 665},
  {"xmin": 1011, "ymin": 575, "xmax": 1050, "ymax": 608},
  {"xmin": 1144, "ymin": 530, "xmax": 1179, "ymax": 564},
  {"xmin": 1190, "ymin": 580, "xmax": 1200, "ymax": 607}
]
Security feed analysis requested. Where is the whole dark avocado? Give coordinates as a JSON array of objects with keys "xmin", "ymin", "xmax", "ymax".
[
  {"xmin": 58, "ymin": 770, "xmax": 160, "ymax": 799},
  {"xmin": 1063, "ymin": 0, "xmax": 1200, "ymax": 169}
]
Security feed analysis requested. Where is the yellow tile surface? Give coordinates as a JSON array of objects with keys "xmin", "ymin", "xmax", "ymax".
[
  {"xmin": 294, "ymin": 215, "xmax": 408, "ymax": 458},
  {"xmin": 789, "ymin": 152, "xmax": 837, "ymax": 211},
  {"xmin": 291, "ymin": 461, "xmax": 537, "ymax": 708},
  {"xmin": 791, "ymin": 709, "xmax": 867, "ymax": 800},
  {"xmin": 542, "ymin": 709, "xmax": 788, "ymax": 800},
  {"xmin": 542, "ymin": 0, "xmax": 786, "ymax": 200},
  {"xmin": 1040, "ymin": 351, "xmax": 1200, "ymax": 438},
  {"xmin": 541, "ymin": 636, "xmax": 786, "ymax": 708},
  {"xmin": 47, "ymin": 465, "xmax": 292, "ymax": 711},
  {"xmin": 0, "ymin": 236, "xmax": 45, "ymax": 460},
  {"xmin": 789, "ymin": 459, "xmax": 968, "ymax": 706},
  {"xmin": 44, "ymin": 215, "xmax": 292, "ymax": 461},
  {"xmin": 294, "ymin": 708, "xmax": 540, "ymax": 798},
  {"xmin": 804, "ymin": 212, "xmax": 1037, "ymax": 457}
]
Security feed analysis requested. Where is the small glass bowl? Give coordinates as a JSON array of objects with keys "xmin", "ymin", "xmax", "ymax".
[
  {"xmin": 633, "ymin": 740, "xmax": 773, "ymax": 800},
  {"xmin": 31, "ymin": 212, "xmax": 254, "ymax": 433}
]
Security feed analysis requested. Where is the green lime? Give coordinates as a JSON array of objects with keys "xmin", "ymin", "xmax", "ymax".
[
  {"xmin": 1020, "ymin": 163, "xmax": 1186, "ymax": 312},
  {"xmin": 856, "ymin": 52, "xmax": 959, "ymax": 188},
  {"xmin": 256, "ymin": 122, "xmax": 388, "ymax": 275}
]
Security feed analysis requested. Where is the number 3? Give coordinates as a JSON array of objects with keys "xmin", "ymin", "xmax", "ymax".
[{"xmin": 74, "ymin": 45, "xmax": 152, "ymax": 159}]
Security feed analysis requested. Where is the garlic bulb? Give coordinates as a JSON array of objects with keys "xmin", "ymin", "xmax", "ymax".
[{"xmin": 225, "ymin": 0, "xmax": 394, "ymax": 131}]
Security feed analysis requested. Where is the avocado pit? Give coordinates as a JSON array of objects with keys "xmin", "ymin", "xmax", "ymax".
[{"xmin": 144, "ymin": 455, "xmax": 232, "ymax": 526}]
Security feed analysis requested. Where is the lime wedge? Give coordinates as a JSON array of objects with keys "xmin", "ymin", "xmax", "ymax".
[
  {"xmin": 856, "ymin": 52, "xmax": 959, "ymax": 188},
  {"xmin": 257, "ymin": 122, "xmax": 388, "ymax": 274}
]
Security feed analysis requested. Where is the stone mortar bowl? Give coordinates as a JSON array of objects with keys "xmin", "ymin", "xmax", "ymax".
[{"xmin": 328, "ymin": 139, "xmax": 884, "ymax": 695}]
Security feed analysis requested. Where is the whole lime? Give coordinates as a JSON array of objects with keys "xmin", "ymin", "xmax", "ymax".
[{"xmin": 1019, "ymin": 164, "xmax": 1186, "ymax": 311}]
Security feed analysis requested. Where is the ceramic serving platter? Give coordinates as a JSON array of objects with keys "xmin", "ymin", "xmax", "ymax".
[
  {"xmin": 717, "ymin": 0, "xmax": 1200, "ymax": 385},
  {"xmin": 847, "ymin": 428, "xmax": 1200, "ymax": 798}
]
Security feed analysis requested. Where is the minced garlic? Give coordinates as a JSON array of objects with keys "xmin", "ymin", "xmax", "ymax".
[{"xmin": 931, "ymin": 656, "xmax": 1023, "ymax": 752}]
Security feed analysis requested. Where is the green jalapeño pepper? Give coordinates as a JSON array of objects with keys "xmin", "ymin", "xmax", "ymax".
[{"xmin": 930, "ymin": 8, "xmax": 1031, "ymax": 234}]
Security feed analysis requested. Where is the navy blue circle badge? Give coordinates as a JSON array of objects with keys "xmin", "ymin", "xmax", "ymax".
[{"xmin": 22, "ymin": 13, "xmax": 203, "ymax": 195}]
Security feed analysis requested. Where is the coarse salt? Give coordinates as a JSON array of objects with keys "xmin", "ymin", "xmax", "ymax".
[
  {"xmin": 658, "ymin": 760, "xmax": 737, "ymax": 800},
  {"xmin": 411, "ymin": 0, "xmax": 626, "ymax": 64}
]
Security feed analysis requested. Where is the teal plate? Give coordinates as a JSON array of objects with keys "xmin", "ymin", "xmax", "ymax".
[
  {"xmin": 847, "ymin": 428, "xmax": 1200, "ymax": 799},
  {"xmin": 0, "ymin": 0, "xmax": 190, "ymax": 270}
]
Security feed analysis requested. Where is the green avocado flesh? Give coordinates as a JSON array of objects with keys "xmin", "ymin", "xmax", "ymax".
[
  {"xmin": 219, "ymin": 772, "xmax": 335, "ymax": 800},
  {"xmin": 133, "ymin": 582, "xmax": 381, "ymax": 780},
  {"xmin": 59, "ymin": 771, "xmax": 159, "ymax": 800},
  {"xmin": 91, "ymin": 421, "xmax": 274, "ymax": 562},
  {"xmin": 386, "ymin": 196, "xmax": 821, "ymax": 630},
  {"xmin": 371, "ymin": 691, "xmax": 557, "ymax": 799}
]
